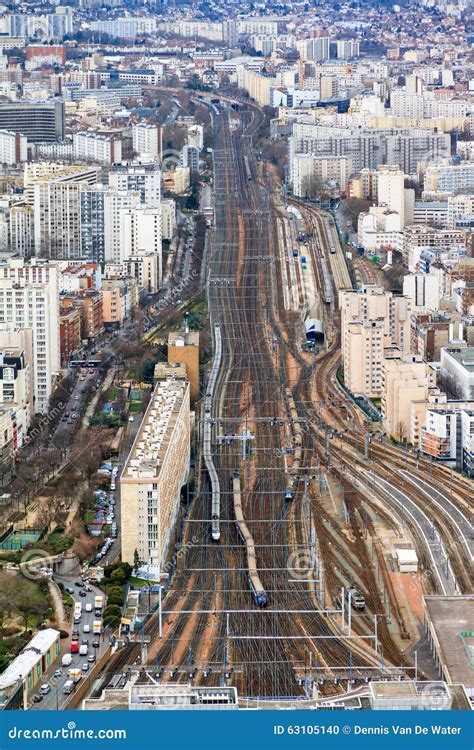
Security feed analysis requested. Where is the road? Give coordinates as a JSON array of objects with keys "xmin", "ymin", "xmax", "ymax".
[{"xmin": 30, "ymin": 575, "xmax": 109, "ymax": 710}]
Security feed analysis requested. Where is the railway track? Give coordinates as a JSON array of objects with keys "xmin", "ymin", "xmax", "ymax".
[{"xmin": 102, "ymin": 97, "xmax": 472, "ymax": 701}]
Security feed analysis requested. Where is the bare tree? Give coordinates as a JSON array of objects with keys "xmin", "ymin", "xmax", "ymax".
[
  {"xmin": 300, "ymin": 172, "xmax": 326, "ymax": 201},
  {"xmin": 437, "ymin": 371, "xmax": 465, "ymax": 400},
  {"xmin": 341, "ymin": 198, "xmax": 373, "ymax": 231},
  {"xmin": 395, "ymin": 420, "xmax": 407, "ymax": 444}
]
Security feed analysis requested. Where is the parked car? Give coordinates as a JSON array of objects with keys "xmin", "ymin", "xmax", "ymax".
[
  {"xmin": 79, "ymin": 590, "xmax": 87, "ymax": 598},
  {"xmin": 54, "ymin": 669, "xmax": 62, "ymax": 678},
  {"xmin": 32, "ymin": 694, "xmax": 43, "ymax": 703}
]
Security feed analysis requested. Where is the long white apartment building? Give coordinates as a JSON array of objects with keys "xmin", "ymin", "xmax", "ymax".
[
  {"xmin": 72, "ymin": 131, "xmax": 122, "ymax": 165},
  {"xmin": 109, "ymin": 162, "xmax": 161, "ymax": 205},
  {"xmin": 290, "ymin": 122, "xmax": 450, "ymax": 177},
  {"xmin": 0, "ymin": 259, "xmax": 59, "ymax": 414},
  {"xmin": 390, "ymin": 90, "xmax": 471, "ymax": 121},
  {"xmin": 424, "ymin": 162, "xmax": 474, "ymax": 193},
  {"xmin": 31, "ymin": 165, "xmax": 101, "ymax": 259},
  {"xmin": 120, "ymin": 372, "xmax": 190, "ymax": 570},
  {"xmin": 104, "ymin": 189, "xmax": 141, "ymax": 263},
  {"xmin": 339, "ymin": 286, "xmax": 411, "ymax": 398},
  {"xmin": 161, "ymin": 199, "xmax": 176, "ymax": 241},
  {"xmin": 120, "ymin": 206, "xmax": 162, "ymax": 285},
  {"xmin": 132, "ymin": 123, "xmax": 161, "ymax": 159},
  {"xmin": 0, "ymin": 348, "xmax": 31, "ymax": 444},
  {"xmin": 0, "ymin": 129, "xmax": 27, "ymax": 165}
]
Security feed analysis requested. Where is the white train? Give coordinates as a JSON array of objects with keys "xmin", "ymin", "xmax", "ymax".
[
  {"xmin": 203, "ymin": 324, "xmax": 222, "ymax": 541},
  {"xmin": 284, "ymin": 388, "xmax": 303, "ymax": 501},
  {"xmin": 233, "ymin": 472, "xmax": 268, "ymax": 607},
  {"xmin": 320, "ymin": 257, "xmax": 334, "ymax": 305}
]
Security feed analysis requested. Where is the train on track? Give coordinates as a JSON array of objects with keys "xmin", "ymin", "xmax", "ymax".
[
  {"xmin": 243, "ymin": 155, "xmax": 252, "ymax": 181},
  {"xmin": 284, "ymin": 389, "xmax": 303, "ymax": 501},
  {"xmin": 204, "ymin": 323, "xmax": 222, "ymax": 542},
  {"xmin": 320, "ymin": 257, "xmax": 334, "ymax": 305},
  {"xmin": 232, "ymin": 471, "xmax": 268, "ymax": 607},
  {"xmin": 347, "ymin": 586, "xmax": 366, "ymax": 611}
]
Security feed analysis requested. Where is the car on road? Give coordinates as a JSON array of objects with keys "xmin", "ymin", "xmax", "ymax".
[
  {"xmin": 75, "ymin": 581, "xmax": 84, "ymax": 588},
  {"xmin": 87, "ymin": 654, "xmax": 95, "ymax": 663},
  {"xmin": 92, "ymin": 639, "xmax": 100, "ymax": 648},
  {"xmin": 66, "ymin": 587, "xmax": 74, "ymax": 594},
  {"xmin": 83, "ymin": 624, "xmax": 90, "ymax": 633},
  {"xmin": 79, "ymin": 590, "xmax": 87, "ymax": 597},
  {"xmin": 81, "ymin": 663, "xmax": 90, "ymax": 672}
]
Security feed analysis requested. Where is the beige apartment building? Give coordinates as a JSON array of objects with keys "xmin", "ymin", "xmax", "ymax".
[
  {"xmin": 339, "ymin": 286, "xmax": 411, "ymax": 398},
  {"xmin": 168, "ymin": 330, "xmax": 200, "ymax": 402},
  {"xmin": 120, "ymin": 373, "xmax": 190, "ymax": 570},
  {"xmin": 381, "ymin": 351, "xmax": 435, "ymax": 442}
]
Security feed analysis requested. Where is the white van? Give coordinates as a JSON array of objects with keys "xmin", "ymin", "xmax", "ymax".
[
  {"xmin": 79, "ymin": 644, "xmax": 88, "ymax": 656},
  {"xmin": 63, "ymin": 680, "xmax": 74, "ymax": 694},
  {"xmin": 85, "ymin": 603, "xmax": 92, "ymax": 613},
  {"xmin": 61, "ymin": 654, "xmax": 72, "ymax": 667}
]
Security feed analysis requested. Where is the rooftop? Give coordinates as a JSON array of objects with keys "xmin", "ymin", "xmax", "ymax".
[
  {"xmin": 424, "ymin": 596, "xmax": 474, "ymax": 689},
  {"xmin": 0, "ymin": 628, "xmax": 59, "ymax": 690},
  {"xmin": 122, "ymin": 377, "xmax": 189, "ymax": 482},
  {"xmin": 444, "ymin": 346, "xmax": 474, "ymax": 372},
  {"xmin": 168, "ymin": 330, "xmax": 199, "ymax": 347},
  {"xmin": 83, "ymin": 681, "xmax": 238, "ymax": 710}
]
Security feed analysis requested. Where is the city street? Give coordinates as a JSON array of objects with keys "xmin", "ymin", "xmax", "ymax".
[{"xmin": 29, "ymin": 575, "xmax": 109, "ymax": 710}]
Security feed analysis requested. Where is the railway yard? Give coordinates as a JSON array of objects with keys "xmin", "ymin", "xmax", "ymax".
[{"xmin": 100, "ymin": 97, "xmax": 472, "ymax": 704}]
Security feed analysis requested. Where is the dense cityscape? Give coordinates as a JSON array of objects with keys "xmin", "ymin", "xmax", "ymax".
[{"xmin": 0, "ymin": 0, "xmax": 471, "ymax": 723}]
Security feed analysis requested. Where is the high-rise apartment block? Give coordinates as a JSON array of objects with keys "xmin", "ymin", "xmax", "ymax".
[
  {"xmin": 132, "ymin": 123, "xmax": 161, "ymax": 159},
  {"xmin": 0, "ymin": 259, "xmax": 59, "ymax": 414},
  {"xmin": 120, "ymin": 374, "xmax": 190, "ymax": 570},
  {"xmin": 339, "ymin": 286, "xmax": 411, "ymax": 398}
]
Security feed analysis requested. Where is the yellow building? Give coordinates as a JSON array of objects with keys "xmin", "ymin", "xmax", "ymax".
[
  {"xmin": 382, "ymin": 352, "xmax": 435, "ymax": 442},
  {"xmin": 168, "ymin": 330, "xmax": 200, "ymax": 402}
]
